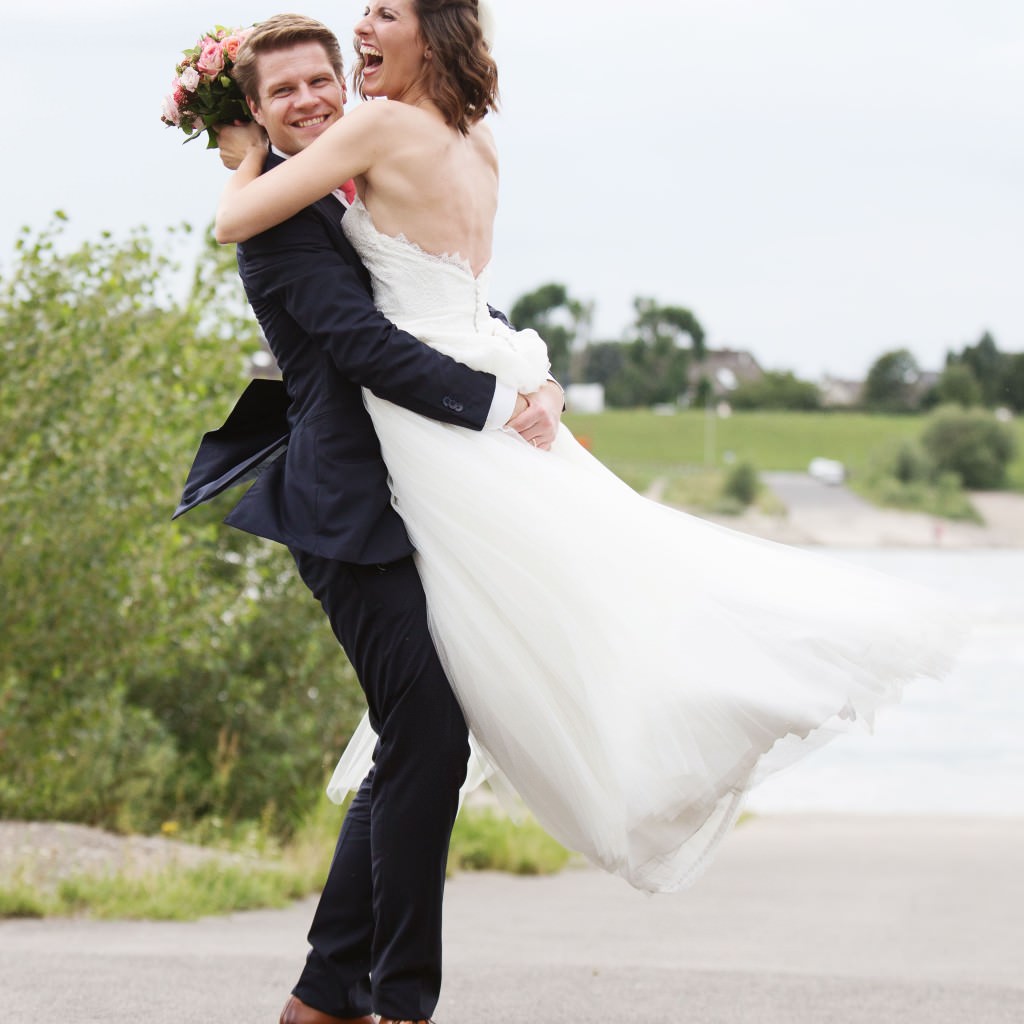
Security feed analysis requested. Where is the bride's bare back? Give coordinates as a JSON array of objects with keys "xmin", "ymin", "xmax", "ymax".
[{"xmin": 354, "ymin": 101, "xmax": 498, "ymax": 277}]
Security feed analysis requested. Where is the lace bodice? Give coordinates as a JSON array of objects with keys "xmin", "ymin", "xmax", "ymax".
[{"xmin": 342, "ymin": 199, "xmax": 549, "ymax": 392}]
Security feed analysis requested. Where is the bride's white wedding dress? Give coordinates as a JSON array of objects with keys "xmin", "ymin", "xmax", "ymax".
[{"xmin": 328, "ymin": 199, "xmax": 961, "ymax": 892}]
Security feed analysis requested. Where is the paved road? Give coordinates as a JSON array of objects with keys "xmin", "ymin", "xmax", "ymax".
[
  {"xmin": 2, "ymin": 815, "xmax": 1022, "ymax": 1023},
  {"xmin": 762, "ymin": 471, "xmax": 876, "ymax": 513},
  {"xmin": 758, "ymin": 472, "xmax": 991, "ymax": 547}
]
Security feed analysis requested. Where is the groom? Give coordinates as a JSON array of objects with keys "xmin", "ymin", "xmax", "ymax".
[{"xmin": 175, "ymin": 14, "xmax": 562, "ymax": 1024}]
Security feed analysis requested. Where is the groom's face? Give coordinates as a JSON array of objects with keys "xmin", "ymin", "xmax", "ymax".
[{"xmin": 249, "ymin": 41, "xmax": 346, "ymax": 157}]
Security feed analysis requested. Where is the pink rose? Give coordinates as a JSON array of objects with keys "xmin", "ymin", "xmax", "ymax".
[
  {"xmin": 221, "ymin": 35, "xmax": 243, "ymax": 62},
  {"xmin": 161, "ymin": 94, "xmax": 181, "ymax": 126},
  {"xmin": 196, "ymin": 40, "xmax": 225, "ymax": 76}
]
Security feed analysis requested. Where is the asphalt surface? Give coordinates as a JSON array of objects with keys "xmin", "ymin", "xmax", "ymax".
[{"xmin": 3, "ymin": 815, "xmax": 1022, "ymax": 1023}]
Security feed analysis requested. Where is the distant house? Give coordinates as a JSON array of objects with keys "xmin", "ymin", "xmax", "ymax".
[
  {"xmin": 911, "ymin": 370, "xmax": 941, "ymax": 405},
  {"xmin": 819, "ymin": 375, "xmax": 864, "ymax": 408},
  {"xmin": 689, "ymin": 348, "xmax": 764, "ymax": 397}
]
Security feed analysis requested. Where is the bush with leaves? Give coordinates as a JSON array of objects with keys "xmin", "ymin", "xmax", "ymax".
[
  {"xmin": 729, "ymin": 371, "xmax": 821, "ymax": 411},
  {"xmin": 721, "ymin": 462, "xmax": 760, "ymax": 508},
  {"xmin": 921, "ymin": 405, "xmax": 1017, "ymax": 490},
  {"xmin": 0, "ymin": 217, "xmax": 363, "ymax": 834},
  {"xmin": 872, "ymin": 438, "xmax": 934, "ymax": 485}
]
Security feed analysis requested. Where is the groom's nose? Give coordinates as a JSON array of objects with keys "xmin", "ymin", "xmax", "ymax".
[{"xmin": 293, "ymin": 83, "xmax": 319, "ymax": 107}]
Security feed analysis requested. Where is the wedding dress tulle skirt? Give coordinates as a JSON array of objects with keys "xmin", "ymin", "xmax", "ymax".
[{"xmin": 328, "ymin": 201, "xmax": 962, "ymax": 892}]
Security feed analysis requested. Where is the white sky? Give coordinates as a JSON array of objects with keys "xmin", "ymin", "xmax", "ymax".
[{"xmin": 4, "ymin": 1, "xmax": 1022, "ymax": 379}]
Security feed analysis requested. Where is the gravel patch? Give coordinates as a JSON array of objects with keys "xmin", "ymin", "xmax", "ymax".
[{"xmin": 0, "ymin": 821, "xmax": 250, "ymax": 891}]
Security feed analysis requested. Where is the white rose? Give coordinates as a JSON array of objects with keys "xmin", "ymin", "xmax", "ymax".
[
  {"xmin": 179, "ymin": 65, "xmax": 201, "ymax": 92},
  {"xmin": 161, "ymin": 94, "xmax": 181, "ymax": 126}
]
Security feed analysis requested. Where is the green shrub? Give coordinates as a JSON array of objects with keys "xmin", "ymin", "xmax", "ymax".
[
  {"xmin": 871, "ymin": 438, "xmax": 934, "ymax": 485},
  {"xmin": 449, "ymin": 808, "xmax": 571, "ymax": 876},
  {"xmin": 921, "ymin": 406, "xmax": 1017, "ymax": 489},
  {"xmin": 721, "ymin": 461, "xmax": 760, "ymax": 507},
  {"xmin": 730, "ymin": 371, "xmax": 821, "ymax": 411},
  {"xmin": 0, "ymin": 218, "xmax": 364, "ymax": 835}
]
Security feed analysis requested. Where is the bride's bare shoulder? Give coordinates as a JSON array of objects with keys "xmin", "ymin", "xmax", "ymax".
[
  {"xmin": 468, "ymin": 121, "xmax": 498, "ymax": 168},
  {"xmin": 339, "ymin": 98, "xmax": 410, "ymax": 128}
]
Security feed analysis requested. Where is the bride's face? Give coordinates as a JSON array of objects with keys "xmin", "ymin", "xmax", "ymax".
[{"xmin": 354, "ymin": 1, "xmax": 429, "ymax": 101}]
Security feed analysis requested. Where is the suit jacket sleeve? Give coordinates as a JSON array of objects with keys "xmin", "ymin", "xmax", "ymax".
[{"xmin": 238, "ymin": 206, "xmax": 498, "ymax": 430}]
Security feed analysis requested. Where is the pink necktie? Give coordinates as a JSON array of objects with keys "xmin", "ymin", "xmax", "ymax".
[{"xmin": 339, "ymin": 179, "xmax": 357, "ymax": 204}]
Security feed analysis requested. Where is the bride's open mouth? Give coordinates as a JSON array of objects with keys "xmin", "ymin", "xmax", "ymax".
[{"xmin": 361, "ymin": 45, "xmax": 383, "ymax": 73}]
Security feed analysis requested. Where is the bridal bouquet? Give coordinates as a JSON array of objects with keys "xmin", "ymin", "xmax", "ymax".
[{"xmin": 160, "ymin": 26, "xmax": 254, "ymax": 147}]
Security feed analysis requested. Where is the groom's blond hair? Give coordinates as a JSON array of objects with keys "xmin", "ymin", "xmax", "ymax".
[{"xmin": 233, "ymin": 14, "xmax": 345, "ymax": 106}]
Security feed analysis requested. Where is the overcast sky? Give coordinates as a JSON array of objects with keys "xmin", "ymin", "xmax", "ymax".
[{"xmin": 4, "ymin": 1, "xmax": 1021, "ymax": 379}]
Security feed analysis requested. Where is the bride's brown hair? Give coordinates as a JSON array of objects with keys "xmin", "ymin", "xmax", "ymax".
[{"xmin": 354, "ymin": 0, "xmax": 498, "ymax": 135}]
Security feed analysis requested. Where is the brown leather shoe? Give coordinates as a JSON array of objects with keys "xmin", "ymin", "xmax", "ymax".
[{"xmin": 279, "ymin": 994, "xmax": 375, "ymax": 1024}]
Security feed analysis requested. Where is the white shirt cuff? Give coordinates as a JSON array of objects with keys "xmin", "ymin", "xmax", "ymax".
[{"xmin": 484, "ymin": 381, "xmax": 517, "ymax": 428}]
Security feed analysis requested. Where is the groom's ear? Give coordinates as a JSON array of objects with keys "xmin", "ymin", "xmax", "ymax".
[{"xmin": 248, "ymin": 98, "xmax": 265, "ymax": 128}]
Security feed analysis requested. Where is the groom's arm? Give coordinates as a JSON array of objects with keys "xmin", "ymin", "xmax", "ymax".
[{"xmin": 239, "ymin": 208, "xmax": 515, "ymax": 430}]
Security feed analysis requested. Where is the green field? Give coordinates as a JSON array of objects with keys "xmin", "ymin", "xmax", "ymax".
[{"xmin": 563, "ymin": 410, "xmax": 1024, "ymax": 492}]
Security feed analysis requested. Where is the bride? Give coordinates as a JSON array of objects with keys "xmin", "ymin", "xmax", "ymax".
[{"xmin": 216, "ymin": 0, "xmax": 961, "ymax": 893}]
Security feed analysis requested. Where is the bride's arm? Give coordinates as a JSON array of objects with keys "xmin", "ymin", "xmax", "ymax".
[{"xmin": 214, "ymin": 103, "xmax": 388, "ymax": 244}]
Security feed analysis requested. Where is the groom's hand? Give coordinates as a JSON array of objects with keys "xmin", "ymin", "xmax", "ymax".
[{"xmin": 507, "ymin": 380, "xmax": 564, "ymax": 451}]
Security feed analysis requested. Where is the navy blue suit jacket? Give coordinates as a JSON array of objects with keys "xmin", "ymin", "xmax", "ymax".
[{"xmin": 174, "ymin": 151, "xmax": 499, "ymax": 563}]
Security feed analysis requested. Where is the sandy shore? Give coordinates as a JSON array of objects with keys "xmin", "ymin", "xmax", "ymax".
[{"xmin": 2, "ymin": 815, "xmax": 1021, "ymax": 1023}]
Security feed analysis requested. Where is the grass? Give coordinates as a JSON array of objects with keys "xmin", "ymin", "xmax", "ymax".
[
  {"xmin": 449, "ymin": 808, "xmax": 572, "ymax": 876},
  {"xmin": 0, "ymin": 794, "xmax": 572, "ymax": 920},
  {"xmin": 565, "ymin": 409, "xmax": 929, "ymax": 479},
  {"xmin": 564, "ymin": 409, "xmax": 1024, "ymax": 514},
  {"xmin": 849, "ymin": 476, "xmax": 982, "ymax": 522},
  {"xmin": 658, "ymin": 466, "xmax": 786, "ymax": 517}
]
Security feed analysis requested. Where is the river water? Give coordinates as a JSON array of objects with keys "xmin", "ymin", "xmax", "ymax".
[{"xmin": 746, "ymin": 549, "xmax": 1024, "ymax": 817}]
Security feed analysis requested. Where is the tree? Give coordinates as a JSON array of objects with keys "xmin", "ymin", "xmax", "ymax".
[
  {"xmin": 863, "ymin": 348, "xmax": 922, "ymax": 413},
  {"xmin": 0, "ymin": 218, "xmax": 363, "ymax": 833},
  {"xmin": 934, "ymin": 363, "xmax": 982, "ymax": 408},
  {"xmin": 577, "ymin": 341, "xmax": 625, "ymax": 386},
  {"xmin": 604, "ymin": 298, "xmax": 705, "ymax": 408},
  {"xmin": 950, "ymin": 331, "xmax": 1006, "ymax": 407},
  {"xmin": 1002, "ymin": 353, "xmax": 1024, "ymax": 413},
  {"xmin": 730, "ymin": 371, "xmax": 821, "ymax": 411},
  {"xmin": 509, "ymin": 282, "xmax": 591, "ymax": 383}
]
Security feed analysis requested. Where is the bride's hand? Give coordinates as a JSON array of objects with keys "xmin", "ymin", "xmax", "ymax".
[
  {"xmin": 215, "ymin": 121, "xmax": 267, "ymax": 170},
  {"xmin": 507, "ymin": 380, "xmax": 564, "ymax": 451}
]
